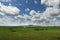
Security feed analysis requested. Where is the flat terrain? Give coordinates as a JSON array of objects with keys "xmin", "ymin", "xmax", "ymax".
[{"xmin": 0, "ymin": 26, "xmax": 60, "ymax": 40}]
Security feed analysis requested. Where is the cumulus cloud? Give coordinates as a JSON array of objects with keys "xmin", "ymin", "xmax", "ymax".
[
  {"xmin": 41, "ymin": 0, "xmax": 60, "ymax": 7},
  {"xmin": 40, "ymin": 0, "xmax": 60, "ymax": 26},
  {"xmin": 41, "ymin": 0, "xmax": 46, "ymax": 4},
  {"xmin": 15, "ymin": 15, "xmax": 23, "ymax": 19},
  {"xmin": 30, "ymin": 10, "xmax": 37, "ymax": 16},
  {"xmin": 0, "ymin": 3, "xmax": 21, "ymax": 26},
  {"xmin": 41, "ymin": 0, "xmax": 60, "ymax": 19},
  {"xmin": 24, "ymin": 14, "xmax": 32, "ymax": 24},
  {"xmin": 28, "ymin": 0, "xmax": 60, "ymax": 26},
  {"xmin": 16, "ymin": 0, "xmax": 60, "ymax": 26},
  {"xmin": 29, "ymin": 10, "xmax": 49, "ymax": 24},
  {"xmin": 0, "ymin": 3, "xmax": 20, "ymax": 16},
  {"xmin": 0, "ymin": 17, "xmax": 21, "ymax": 26},
  {"xmin": 43, "ymin": 7, "xmax": 60, "ymax": 18},
  {"xmin": 0, "ymin": 0, "xmax": 60, "ymax": 26}
]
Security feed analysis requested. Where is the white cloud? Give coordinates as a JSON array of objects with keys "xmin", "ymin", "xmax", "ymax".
[
  {"xmin": 15, "ymin": 15, "xmax": 23, "ymax": 19},
  {"xmin": 30, "ymin": 10, "xmax": 37, "ymax": 16},
  {"xmin": 28, "ymin": 6, "xmax": 60, "ymax": 26},
  {"xmin": 0, "ymin": 17, "xmax": 20, "ymax": 26},
  {"xmin": 0, "ymin": 0, "xmax": 60, "ymax": 26},
  {"xmin": 0, "ymin": 0, "xmax": 11, "ymax": 2},
  {"xmin": 34, "ymin": 0, "xmax": 38, "ymax": 4},
  {"xmin": 0, "ymin": 3, "xmax": 21, "ymax": 26},
  {"xmin": 0, "ymin": 3, "xmax": 20, "ymax": 16},
  {"xmin": 40, "ymin": 0, "xmax": 60, "ymax": 26},
  {"xmin": 0, "ymin": 12, "xmax": 5, "ymax": 15},
  {"xmin": 43, "ymin": 7, "xmax": 60, "ymax": 18},
  {"xmin": 29, "ymin": 10, "xmax": 49, "ymax": 24},
  {"xmin": 25, "ymin": 8, "xmax": 30, "ymax": 12},
  {"xmin": 41, "ymin": 0, "xmax": 46, "ymax": 4},
  {"xmin": 41, "ymin": 0, "xmax": 60, "ymax": 8},
  {"xmin": 24, "ymin": 14, "xmax": 31, "ymax": 22}
]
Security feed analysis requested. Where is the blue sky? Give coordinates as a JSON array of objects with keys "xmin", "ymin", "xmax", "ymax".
[
  {"xmin": 1, "ymin": 0, "xmax": 47, "ymax": 15},
  {"xmin": 0, "ymin": 0, "xmax": 60, "ymax": 26}
]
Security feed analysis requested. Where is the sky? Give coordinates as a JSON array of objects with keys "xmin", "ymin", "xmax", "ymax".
[{"xmin": 0, "ymin": 0, "xmax": 60, "ymax": 26}]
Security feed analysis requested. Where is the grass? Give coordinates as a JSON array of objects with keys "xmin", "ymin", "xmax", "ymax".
[{"xmin": 0, "ymin": 27, "xmax": 60, "ymax": 40}]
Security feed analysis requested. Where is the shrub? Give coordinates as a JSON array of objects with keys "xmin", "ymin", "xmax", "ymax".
[
  {"xmin": 9, "ymin": 28, "xmax": 16, "ymax": 32},
  {"xmin": 52, "ymin": 37, "xmax": 60, "ymax": 40},
  {"xmin": 34, "ymin": 28, "xmax": 44, "ymax": 31},
  {"xmin": 34, "ymin": 28, "xmax": 40, "ymax": 31}
]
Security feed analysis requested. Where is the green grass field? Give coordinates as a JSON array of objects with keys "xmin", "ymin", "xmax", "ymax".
[{"xmin": 0, "ymin": 27, "xmax": 60, "ymax": 40}]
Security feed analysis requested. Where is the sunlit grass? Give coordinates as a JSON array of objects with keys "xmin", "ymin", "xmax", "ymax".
[{"xmin": 0, "ymin": 26, "xmax": 60, "ymax": 40}]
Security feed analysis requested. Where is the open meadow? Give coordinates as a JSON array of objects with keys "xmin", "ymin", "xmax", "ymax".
[{"xmin": 0, "ymin": 26, "xmax": 60, "ymax": 40}]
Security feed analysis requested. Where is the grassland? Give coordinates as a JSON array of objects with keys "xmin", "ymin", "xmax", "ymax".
[{"xmin": 0, "ymin": 26, "xmax": 60, "ymax": 40}]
